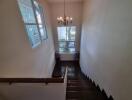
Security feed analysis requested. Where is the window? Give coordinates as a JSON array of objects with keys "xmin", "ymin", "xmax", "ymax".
[
  {"xmin": 57, "ymin": 26, "xmax": 76, "ymax": 53},
  {"xmin": 17, "ymin": 0, "xmax": 47, "ymax": 48}
]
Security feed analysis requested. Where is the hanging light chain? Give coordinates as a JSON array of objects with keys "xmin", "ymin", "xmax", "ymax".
[{"xmin": 57, "ymin": 0, "xmax": 73, "ymax": 26}]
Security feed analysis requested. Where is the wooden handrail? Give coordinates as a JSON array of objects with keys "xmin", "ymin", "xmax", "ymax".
[
  {"xmin": 0, "ymin": 77, "xmax": 64, "ymax": 84},
  {"xmin": 0, "ymin": 67, "xmax": 67, "ymax": 84},
  {"xmin": 0, "ymin": 61, "xmax": 68, "ymax": 84}
]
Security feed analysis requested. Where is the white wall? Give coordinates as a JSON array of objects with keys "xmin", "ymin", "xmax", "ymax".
[
  {"xmin": 0, "ymin": 83, "xmax": 65, "ymax": 100},
  {"xmin": 0, "ymin": 71, "xmax": 67, "ymax": 100},
  {"xmin": 50, "ymin": 2, "xmax": 83, "ymax": 52},
  {"xmin": 0, "ymin": 0, "xmax": 55, "ymax": 78},
  {"xmin": 80, "ymin": 0, "xmax": 132, "ymax": 100}
]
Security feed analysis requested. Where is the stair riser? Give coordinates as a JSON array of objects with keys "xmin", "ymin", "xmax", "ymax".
[{"xmin": 67, "ymin": 87, "xmax": 97, "ymax": 91}]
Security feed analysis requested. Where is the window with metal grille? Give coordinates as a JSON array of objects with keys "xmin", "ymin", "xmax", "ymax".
[
  {"xmin": 57, "ymin": 26, "xmax": 76, "ymax": 53},
  {"xmin": 17, "ymin": 0, "xmax": 47, "ymax": 48}
]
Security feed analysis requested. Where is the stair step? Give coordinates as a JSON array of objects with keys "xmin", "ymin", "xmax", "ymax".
[
  {"xmin": 67, "ymin": 82, "xmax": 81, "ymax": 86},
  {"xmin": 66, "ymin": 91, "xmax": 93, "ymax": 97},
  {"xmin": 68, "ymin": 81, "xmax": 94, "ymax": 85},
  {"xmin": 67, "ymin": 80, "xmax": 81, "ymax": 82},
  {"xmin": 66, "ymin": 91, "xmax": 82, "ymax": 98},
  {"xmin": 67, "ymin": 86, "xmax": 97, "ymax": 91},
  {"xmin": 66, "ymin": 91, "xmax": 106, "ymax": 100},
  {"xmin": 64, "ymin": 62, "xmax": 109, "ymax": 100},
  {"xmin": 67, "ymin": 82, "xmax": 93, "ymax": 87}
]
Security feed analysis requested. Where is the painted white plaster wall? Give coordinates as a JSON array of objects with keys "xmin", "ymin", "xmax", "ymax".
[
  {"xmin": 0, "ymin": 83, "xmax": 65, "ymax": 100},
  {"xmin": 0, "ymin": 71, "xmax": 67, "ymax": 100},
  {"xmin": 0, "ymin": 0, "xmax": 55, "ymax": 78},
  {"xmin": 80, "ymin": 0, "xmax": 132, "ymax": 100}
]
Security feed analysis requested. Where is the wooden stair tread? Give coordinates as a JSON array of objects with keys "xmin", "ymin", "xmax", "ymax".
[
  {"xmin": 67, "ymin": 86, "xmax": 97, "ymax": 91},
  {"xmin": 56, "ymin": 61, "xmax": 109, "ymax": 100},
  {"xmin": 66, "ymin": 91, "xmax": 106, "ymax": 100}
]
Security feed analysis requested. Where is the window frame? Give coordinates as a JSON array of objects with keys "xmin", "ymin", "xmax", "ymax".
[
  {"xmin": 17, "ymin": 0, "xmax": 48, "ymax": 48},
  {"xmin": 32, "ymin": 0, "xmax": 48, "ymax": 40},
  {"xmin": 57, "ymin": 26, "xmax": 76, "ymax": 53}
]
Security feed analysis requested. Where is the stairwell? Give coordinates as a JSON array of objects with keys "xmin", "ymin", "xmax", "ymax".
[{"xmin": 64, "ymin": 61, "xmax": 110, "ymax": 100}]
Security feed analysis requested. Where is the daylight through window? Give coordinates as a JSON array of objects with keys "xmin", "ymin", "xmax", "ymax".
[
  {"xmin": 57, "ymin": 26, "xmax": 76, "ymax": 53},
  {"xmin": 17, "ymin": 0, "xmax": 47, "ymax": 48}
]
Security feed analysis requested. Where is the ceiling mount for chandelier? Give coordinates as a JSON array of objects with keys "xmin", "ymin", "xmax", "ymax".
[{"xmin": 57, "ymin": 0, "xmax": 73, "ymax": 26}]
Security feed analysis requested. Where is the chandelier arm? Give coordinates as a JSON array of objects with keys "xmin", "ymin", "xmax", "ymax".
[{"xmin": 57, "ymin": 0, "xmax": 73, "ymax": 26}]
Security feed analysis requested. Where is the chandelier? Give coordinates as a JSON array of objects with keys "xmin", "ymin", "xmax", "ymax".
[{"xmin": 57, "ymin": 0, "xmax": 73, "ymax": 26}]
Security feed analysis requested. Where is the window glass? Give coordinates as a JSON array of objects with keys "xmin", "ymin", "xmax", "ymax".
[
  {"xmin": 26, "ymin": 25, "xmax": 41, "ymax": 47},
  {"xmin": 57, "ymin": 26, "xmax": 76, "ymax": 53},
  {"xmin": 59, "ymin": 48, "xmax": 66, "ymax": 52},
  {"xmin": 33, "ymin": 1, "xmax": 42, "ymax": 24},
  {"xmin": 68, "ymin": 42, "xmax": 75, "ymax": 48},
  {"xmin": 57, "ymin": 27, "xmax": 67, "ymax": 41},
  {"xmin": 33, "ymin": 1, "xmax": 47, "ymax": 40},
  {"xmin": 18, "ymin": 0, "xmax": 36, "ymax": 23},
  {"xmin": 59, "ymin": 47, "xmax": 75, "ymax": 53},
  {"xmin": 39, "ymin": 25, "xmax": 46, "ymax": 40},
  {"xmin": 67, "ymin": 27, "xmax": 76, "ymax": 41},
  {"xmin": 18, "ymin": 0, "xmax": 48, "ymax": 48},
  {"xmin": 59, "ymin": 41, "xmax": 67, "ymax": 48},
  {"xmin": 35, "ymin": 10, "xmax": 42, "ymax": 24},
  {"xmin": 68, "ymin": 48, "xmax": 75, "ymax": 52}
]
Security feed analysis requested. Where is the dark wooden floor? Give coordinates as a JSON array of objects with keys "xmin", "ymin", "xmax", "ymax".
[{"xmin": 53, "ymin": 61, "xmax": 109, "ymax": 100}]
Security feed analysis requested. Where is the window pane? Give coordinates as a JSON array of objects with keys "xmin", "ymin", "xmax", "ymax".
[
  {"xmin": 26, "ymin": 25, "xmax": 41, "ymax": 48},
  {"xmin": 57, "ymin": 26, "xmax": 76, "ymax": 53},
  {"xmin": 33, "ymin": 0, "xmax": 43, "ymax": 24},
  {"xmin": 67, "ymin": 26, "xmax": 76, "ymax": 41},
  {"xmin": 35, "ymin": 10, "xmax": 42, "ymax": 24},
  {"xmin": 68, "ymin": 48, "xmax": 75, "ymax": 53},
  {"xmin": 59, "ymin": 48, "xmax": 75, "ymax": 53},
  {"xmin": 57, "ymin": 27, "xmax": 67, "ymax": 41},
  {"xmin": 39, "ymin": 25, "xmax": 47, "ymax": 40},
  {"xmin": 33, "ymin": 0, "xmax": 40, "ymax": 10},
  {"xmin": 68, "ymin": 42, "xmax": 75, "ymax": 48},
  {"xmin": 59, "ymin": 42, "xmax": 67, "ymax": 48},
  {"xmin": 59, "ymin": 48, "xmax": 66, "ymax": 52},
  {"xmin": 18, "ymin": 0, "xmax": 36, "ymax": 23},
  {"xmin": 33, "ymin": 1, "xmax": 48, "ymax": 40}
]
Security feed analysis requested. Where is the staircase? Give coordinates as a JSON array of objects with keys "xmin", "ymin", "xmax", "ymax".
[{"xmin": 66, "ymin": 62, "xmax": 109, "ymax": 100}]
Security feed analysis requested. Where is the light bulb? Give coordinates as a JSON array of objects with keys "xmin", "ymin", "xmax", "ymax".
[
  {"xmin": 66, "ymin": 16, "xmax": 70, "ymax": 20},
  {"xmin": 70, "ymin": 17, "xmax": 73, "ymax": 20},
  {"xmin": 57, "ymin": 17, "xmax": 60, "ymax": 20},
  {"xmin": 60, "ymin": 16, "xmax": 63, "ymax": 20}
]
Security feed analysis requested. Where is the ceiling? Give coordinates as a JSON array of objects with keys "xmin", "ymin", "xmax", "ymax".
[{"xmin": 47, "ymin": 0, "xmax": 83, "ymax": 3}]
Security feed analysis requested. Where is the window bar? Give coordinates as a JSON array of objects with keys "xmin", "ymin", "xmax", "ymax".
[
  {"xmin": 31, "ymin": 0, "xmax": 42, "ymax": 42},
  {"xmin": 39, "ymin": 5, "xmax": 48, "ymax": 40}
]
